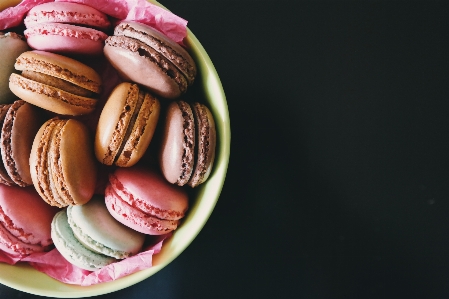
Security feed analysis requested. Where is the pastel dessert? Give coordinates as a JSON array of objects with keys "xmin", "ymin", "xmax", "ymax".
[
  {"xmin": 9, "ymin": 50, "xmax": 102, "ymax": 115},
  {"xmin": 104, "ymin": 21, "xmax": 197, "ymax": 99},
  {"xmin": 95, "ymin": 82, "xmax": 160, "ymax": 167},
  {"xmin": 159, "ymin": 101, "xmax": 216, "ymax": 187},
  {"xmin": 0, "ymin": 104, "xmax": 13, "ymax": 186},
  {"xmin": 0, "ymin": 185, "xmax": 59, "ymax": 257},
  {"xmin": 51, "ymin": 209, "xmax": 115, "ymax": 271},
  {"xmin": 0, "ymin": 100, "xmax": 45, "ymax": 187},
  {"xmin": 51, "ymin": 196, "xmax": 145, "ymax": 271},
  {"xmin": 105, "ymin": 167, "xmax": 189, "ymax": 235},
  {"xmin": 24, "ymin": 2, "xmax": 110, "ymax": 55},
  {"xmin": 0, "ymin": 32, "xmax": 30, "ymax": 105},
  {"xmin": 30, "ymin": 118, "xmax": 97, "ymax": 207}
]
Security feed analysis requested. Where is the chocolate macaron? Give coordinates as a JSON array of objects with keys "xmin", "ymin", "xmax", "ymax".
[
  {"xmin": 9, "ymin": 50, "xmax": 102, "ymax": 115},
  {"xmin": 95, "ymin": 82, "xmax": 160, "ymax": 167},
  {"xmin": 104, "ymin": 21, "xmax": 196, "ymax": 99},
  {"xmin": 159, "ymin": 101, "xmax": 216, "ymax": 187},
  {"xmin": 30, "ymin": 118, "xmax": 97, "ymax": 207},
  {"xmin": 0, "ymin": 100, "xmax": 45, "ymax": 187}
]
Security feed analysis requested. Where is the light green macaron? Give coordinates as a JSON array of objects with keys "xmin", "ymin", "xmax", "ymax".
[{"xmin": 51, "ymin": 196, "xmax": 146, "ymax": 271}]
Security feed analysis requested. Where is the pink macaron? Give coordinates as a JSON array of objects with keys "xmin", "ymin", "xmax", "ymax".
[
  {"xmin": 105, "ymin": 167, "xmax": 189, "ymax": 235},
  {"xmin": 0, "ymin": 185, "xmax": 59, "ymax": 257},
  {"xmin": 23, "ymin": 2, "xmax": 110, "ymax": 55}
]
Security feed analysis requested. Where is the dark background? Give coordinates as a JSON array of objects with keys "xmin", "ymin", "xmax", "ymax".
[{"xmin": 2, "ymin": 0, "xmax": 449, "ymax": 298}]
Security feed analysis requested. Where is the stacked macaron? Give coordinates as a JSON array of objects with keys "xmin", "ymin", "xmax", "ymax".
[
  {"xmin": 0, "ymin": 0, "xmax": 218, "ymax": 274},
  {"xmin": 23, "ymin": 2, "xmax": 111, "ymax": 55}
]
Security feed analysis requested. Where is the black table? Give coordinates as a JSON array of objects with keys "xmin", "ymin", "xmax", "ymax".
[{"xmin": 2, "ymin": 0, "xmax": 449, "ymax": 298}]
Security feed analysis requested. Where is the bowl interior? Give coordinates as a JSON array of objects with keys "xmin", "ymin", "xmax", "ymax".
[{"xmin": 0, "ymin": 0, "xmax": 230, "ymax": 297}]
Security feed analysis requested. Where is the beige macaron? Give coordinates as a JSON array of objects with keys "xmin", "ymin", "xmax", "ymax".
[
  {"xmin": 9, "ymin": 50, "xmax": 101, "ymax": 115},
  {"xmin": 95, "ymin": 82, "xmax": 160, "ymax": 167}
]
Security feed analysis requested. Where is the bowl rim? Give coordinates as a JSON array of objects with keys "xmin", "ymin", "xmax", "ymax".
[{"xmin": 0, "ymin": 0, "xmax": 230, "ymax": 297}]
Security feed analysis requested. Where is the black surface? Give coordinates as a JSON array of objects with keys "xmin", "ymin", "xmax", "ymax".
[{"xmin": 3, "ymin": 0, "xmax": 449, "ymax": 298}]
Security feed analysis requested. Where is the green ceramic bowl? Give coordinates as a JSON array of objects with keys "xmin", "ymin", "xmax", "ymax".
[{"xmin": 0, "ymin": 0, "xmax": 230, "ymax": 297}]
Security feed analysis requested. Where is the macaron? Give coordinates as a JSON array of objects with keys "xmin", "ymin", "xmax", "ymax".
[
  {"xmin": 9, "ymin": 50, "xmax": 102, "ymax": 115},
  {"xmin": 24, "ymin": 2, "xmax": 110, "ymax": 55},
  {"xmin": 105, "ymin": 167, "xmax": 189, "ymax": 235},
  {"xmin": 67, "ymin": 196, "xmax": 145, "ymax": 259},
  {"xmin": 51, "ymin": 209, "xmax": 115, "ymax": 271},
  {"xmin": 159, "ymin": 101, "xmax": 216, "ymax": 187},
  {"xmin": 0, "ymin": 100, "xmax": 45, "ymax": 187},
  {"xmin": 104, "ymin": 21, "xmax": 197, "ymax": 99},
  {"xmin": 0, "ymin": 185, "xmax": 59, "ymax": 257},
  {"xmin": 95, "ymin": 82, "xmax": 160, "ymax": 167},
  {"xmin": 30, "ymin": 117, "xmax": 97, "ymax": 207},
  {"xmin": 0, "ymin": 32, "xmax": 30, "ymax": 105}
]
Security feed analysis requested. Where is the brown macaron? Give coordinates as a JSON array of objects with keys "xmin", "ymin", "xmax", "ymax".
[
  {"xmin": 0, "ymin": 100, "xmax": 45, "ymax": 187},
  {"xmin": 95, "ymin": 82, "xmax": 160, "ymax": 167},
  {"xmin": 104, "ymin": 21, "xmax": 196, "ymax": 99},
  {"xmin": 30, "ymin": 117, "xmax": 97, "ymax": 207},
  {"xmin": 0, "ymin": 104, "xmax": 14, "ymax": 186},
  {"xmin": 159, "ymin": 101, "xmax": 216, "ymax": 187},
  {"xmin": 9, "ymin": 50, "xmax": 102, "ymax": 115}
]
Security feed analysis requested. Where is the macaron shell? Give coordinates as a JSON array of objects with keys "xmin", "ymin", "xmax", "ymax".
[
  {"xmin": 1, "ymin": 100, "xmax": 44, "ymax": 186},
  {"xmin": 9, "ymin": 73, "xmax": 97, "ymax": 116},
  {"xmin": 105, "ymin": 184, "xmax": 179, "ymax": 235},
  {"xmin": 25, "ymin": 23, "xmax": 108, "ymax": 56},
  {"xmin": 67, "ymin": 197, "xmax": 145, "ymax": 259},
  {"xmin": 24, "ymin": 2, "xmax": 111, "ymax": 30},
  {"xmin": 104, "ymin": 36, "xmax": 187, "ymax": 99},
  {"xmin": 159, "ymin": 101, "xmax": 195, "ymax": 185},
  {"xmin": 0, "ymin": 32, "xmax": 29, "ymax": 105},
  {"xmin": 188, "ymin": 103, "xmax": 217, "ymax": 187},
  {"xmin": 110, "ymin": 167, "xmax": 189, "ymax": 220},
  {"xmin": 55, "ymin": 119, "xmax": 97, "ymax": 206},
  {"xmin": 51, "ymin": 210, "xmax": 116, "ymax": 271}
]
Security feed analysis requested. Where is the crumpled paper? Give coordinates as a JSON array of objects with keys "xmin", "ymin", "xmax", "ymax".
[
  {"xmin": 0, "ymin": 0, "xmax": 188, "ymax": 44},
  {"xmin": 0, "ymin": 0, "xmax": 186, "ymax": 286},
  {"xmin": 1, "ymin": 233, "xmax": 170, "ymax": 286}
]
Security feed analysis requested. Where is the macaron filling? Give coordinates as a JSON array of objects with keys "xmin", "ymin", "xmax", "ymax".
[
  {"xmin": 176, "ymin": 101, "xmax": 195, "ymax": 186},
  {"xmin": 20, "ymin": 70, "xmax": 96, "ymax": 98}
]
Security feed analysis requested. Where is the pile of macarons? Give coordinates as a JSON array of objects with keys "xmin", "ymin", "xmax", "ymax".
[{"xmin": 0, "ymin": 1, "xmax": 216, "ymax": 272}]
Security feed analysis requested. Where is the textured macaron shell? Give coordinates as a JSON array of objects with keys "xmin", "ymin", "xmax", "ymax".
[
  {"xmin": 51, "ymin": 210, "xmax": 115, "ymax": 271},
  {"xmin": 159, "ymin": 101, "xmax": 195, "ymax": 186},
  {"xmin": 0, "ymin": 32, "xmax": 29, "ymax": 105},
  {"xmin": 30, "ymin": 118, "xmax": 97, "ymax": 207},
  {"xmin": 0, "ymin": 185, "xmax": 59, "ymax": 256},
  {"xmin": 0, "ymin": 100, "xmax": 44, "ymax": 187},
  {"xmin": 24, "ymin": 23, "xmax": 108, "ymax": 56},
  {"xmin": 24, "ymin": 2, "xmax": 111, "ymax": 30},
  {"xmin": 95, "ymin": 82, "xmax": 160, "ymax": 167},
  {"xmin": 10, "ymin": 50, "xmax": 101, "ymax": 115},
  {"xmin": 188, "ymin": 103, "xmax": 217, "ymax": 187},
  {"xmin": 67, "ymin": 197, "xmax": 145, "ymax": 259}
]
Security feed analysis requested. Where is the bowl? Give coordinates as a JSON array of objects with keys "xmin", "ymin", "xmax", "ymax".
[{"xmin": 0, "ymin": 0, "xmax": 230, "ymax": 297}]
